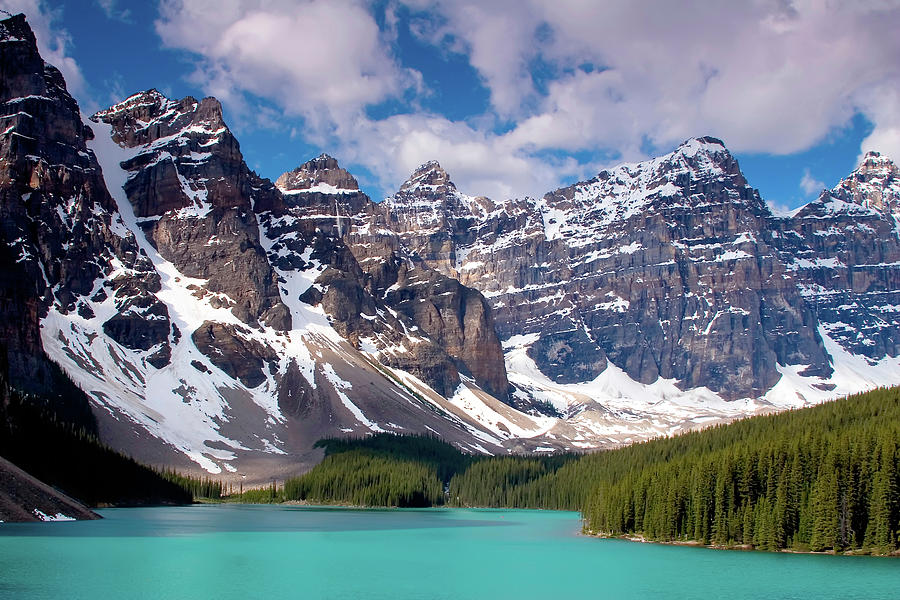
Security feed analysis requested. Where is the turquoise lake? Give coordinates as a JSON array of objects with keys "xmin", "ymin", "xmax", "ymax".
[{"xmin": 1, "ymin": 505, "xmax": 898, "ymax": 599}]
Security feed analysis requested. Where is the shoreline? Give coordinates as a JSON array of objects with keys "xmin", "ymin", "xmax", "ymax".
[{"xmin": 585, "ymin": 530, "xmax": 900, "ymax": 557}]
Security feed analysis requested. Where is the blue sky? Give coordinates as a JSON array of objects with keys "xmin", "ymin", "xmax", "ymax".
[{"xmin": 6, "ymin": 0, "xmax": 899, "ymax": 209}]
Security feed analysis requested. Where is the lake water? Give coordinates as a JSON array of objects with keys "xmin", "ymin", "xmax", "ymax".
[{"xmin": 1, "ymin": 505, "xmax": 898, "ymax": 599}]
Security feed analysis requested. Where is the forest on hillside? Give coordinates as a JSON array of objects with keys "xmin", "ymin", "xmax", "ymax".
[
  {"xmin": 275, "ymin": 387, "xmax": 900, "ymax": 555},
  {"xmin": 0, "ymin": 354, "xmax": 198, "ymax": 507}
]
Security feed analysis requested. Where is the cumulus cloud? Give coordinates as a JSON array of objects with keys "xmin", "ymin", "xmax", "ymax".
[
  {"xmin": 856, "ymin": 84, "xmax": 900, "ymax": 163},
  {"xmin": 800, "ymin": 169, "xmax": 825, "ymax": 196},
  {"xmin": 0, "ymin": 0, "xmax": 86, "ymax": 98},
  {"xmin": 405, "ymin": 0, "xmax": 900, "ymax": 157},
  {"xmin": 153, "ymin": 0, "xmax": 900, "ymax": 201},
  {"xmin": 156, "ymin": 0, "xmax": 421, "ymax": 130}
]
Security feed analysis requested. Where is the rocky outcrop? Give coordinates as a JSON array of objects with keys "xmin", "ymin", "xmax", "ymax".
[
  {"xmin": 381, "ymin": 266, "xmax": 509, "ymax": 399},
  {"xmin": 0, "ymin": 456, "xmax": 99, "ymax": 522},
  {"xmin": 0, "ymin": 14, "xmax": 170, "ymax": 389},
  {"xmin": 770, "ymin": 151, "xmax": 900, "ymax": 359},
  {"xmin": 276, "ymin": 153, "xmax": 360, "ymax": 193},
  {"xmin": 273, "ymin": 155, "xmax": 511, "ymax": 401},
  {"xmin": 191, "ymin": 322, "xmax": 277, "ymax": 388},
  {"xmin": 93, "ymin": 91, "xmax": 290, "ymax": 331}
]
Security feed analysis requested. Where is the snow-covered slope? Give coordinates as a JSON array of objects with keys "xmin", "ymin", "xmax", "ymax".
[
  {"xmin": 368, "ymin": 138, "xmax": 900, "ymax": 431},
  {"xmin": 15, "ymin": 83, "xmax": 551, "ymax": 477},
  {"xmin": 4, "ymin": 13, "xmax": 900, "ymax": 481}
]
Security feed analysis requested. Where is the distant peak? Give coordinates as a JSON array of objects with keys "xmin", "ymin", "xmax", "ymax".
[
  {"xmin": 93, "ymin": 89, "xmax": 171, "ymax": 120},
  {"xmin": 419, "ymin": 159, "xmax": 442, "ymax": 171},
  {"xmin": 400, "ymin": 160, "xmax": 454, "ymax": 192},
  {"xmin": 826, "ymin": 149, "xmax": 900, "ymax": 213},
  {"xmin": 276, "ymin": 153, "xmax": 359, "ymax": 192},
  {"xmin": 302, "ymin": 153, "xmax": 341, "ymax": 170},
  {"xmin": 0, "ymin": 13, "xmax": 35, "ymax": 44},
  {"xmin": 859, "ymin": 150, "xmax": 895, "ymax": 169},
  {"xmin": 675, "ymin": 136, "xmax": 728, "ymax": 157},
  {"xmin": 846, "ymin": 150, "xmax": 898, "ymax": 181}
]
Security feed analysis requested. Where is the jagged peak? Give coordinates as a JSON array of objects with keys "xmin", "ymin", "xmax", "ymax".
[
  {"xmin": 399, "ymin": 160, "xmax": 455, "ymax": 193},
  {"xmin": 836, "ymin": 150, "xmax": 898, "ymax": 190},
  {"xmin": 0, "ymin": 13, "xmax": 34, "ymax": 44},
  {"xmin": 93, "ymin": 89, "xmax": 225, "ymax": 134},
  {"xmin": 819, "ymin": 149, "xmax": 900, "ymax": 216},
  {"xmin": 674, "ymin": 136, "xmax": 729, "ymax": 158},
  {"xmin": 586, "ymin": 136, "xmax": 737, "ymax": 188},
  {"xmin": 93, "ymin": 89, "xmax": 171, "ymax": 119},
  {"xmin": 275, "ymin": 152, "xmax": 359, "ymax": 193},
  {"xmin": 417, "ymin": 159, "xmax": 443, "ymax": 171},
  {"xmin": 302, "ymin": 153, "xmax": 341, "ymax": 170},
  {"xmin": 853, "ymin": 150, "xmax": 897, "ymax": 176}
]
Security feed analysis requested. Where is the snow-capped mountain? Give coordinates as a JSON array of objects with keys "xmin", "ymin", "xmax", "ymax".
[
  {"xmin": 372, "ymin": 138, "xmax": 830, "ymax": 400},
  {"xmin": 348, "ymin": 138, "xmax": 900, "ymax": 427},
  {"xmin": 771, "ymin": 151, "xmax": 900, "ymax": 361},
  {"xmin": 0, "ymin": 15, "xmax": 556, "ymax": 478},
  {"xmin": 2, "ymin": 13, "xmax": 900, "ymax": 477}
]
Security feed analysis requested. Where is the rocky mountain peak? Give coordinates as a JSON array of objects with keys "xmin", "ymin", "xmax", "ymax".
[
  {"xmin": 0, "ymin": 13, "xmax": 33, "ymax": 44},
  {"xmin": 665, "ymin": 136, "xmax": 742, "ymax": 181},
  {"xmin": 399, "ymin": 160, "xmax": 455, "ymax": 192},
  {"xmin": 589, "ymin": 136, "xmax": 743, "ymax": 195},
  {"xmin": 93, "ymin": 90, "xmax": 226, "ymax": 150},
  {"xmin": 275, "ymin": 153, "xmax": 359, "ymax": 193},
  {"xmin": 675, "ymin": 135, "xmax": 728, "ymax": 156},
  {"xmin": 829, "ymin": 151, "xmax": 900, "ymax": 214}
]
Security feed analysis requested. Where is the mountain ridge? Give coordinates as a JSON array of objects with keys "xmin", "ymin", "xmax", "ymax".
[{"xmin": 1, "ymin": 13, "xmax": 899, "ymax": 479}]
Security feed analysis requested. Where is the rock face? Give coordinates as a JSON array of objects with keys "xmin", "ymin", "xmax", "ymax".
[
  {"xmin": 0, "ymin": 14, "xmax": 168, "ymax": 394},
  {"xmin": 93, "ymin": 91, "xmax": 290, "ymax": 332},
  {"xmin": 771, "ymin": 151, "xmax": 900, "ymax": 360},
  {"xmin": 3, "ymin": 12, "xmax": 900, "ymax": 476},
  {"xmin": 272, "ymin": 155, "xmax": 510, "ymax": 400},
  {"xmin": 375, "ymin": 140, "xmax": 830, "ymax": 400}
]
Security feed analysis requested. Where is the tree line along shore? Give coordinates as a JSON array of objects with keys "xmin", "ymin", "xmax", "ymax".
[{"xmin": 2, "ymin": 357, "xmax": 898, "ymax": 556}]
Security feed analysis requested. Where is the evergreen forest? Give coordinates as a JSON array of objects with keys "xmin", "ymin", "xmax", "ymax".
[
  {"xmin": 275, "ymin": 387, "xmax": 900, "ymax": 555},
  {"xmin": 4, "ymin": 344, "xmax": 898, "ymax": 555},
  {"xmin": 0, "ymin": 354, "xmax": 202, "ymax": 507}
]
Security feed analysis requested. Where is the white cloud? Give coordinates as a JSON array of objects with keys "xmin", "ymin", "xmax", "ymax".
[
  {"xmin": 405, "ymin": 0, "xmax": 900, "ymax": 158},
  {"xmin": 800, "ymin": 169, "xmax": 825, "ymax": 196},
  {"xmin": 96, "ymin": 0, "xmax": 131, "ymax": 22},
  {"xmin": 152, "ymin": 0, "xmax": 900, "ymax": 202},
  {"xmin": 856, "ymin": 84, "xmax": 900, "ymax": 164},
  {"xmin": 0, "ymin": 0, "xmax": 86, "ymax": 98},
  {"xmin": 332, "ymin": 112, "xmax": 583, "ymax": 201},
  {"xmin": 156, "ymin": 0, "xmax": 421, "ymax": 130}
]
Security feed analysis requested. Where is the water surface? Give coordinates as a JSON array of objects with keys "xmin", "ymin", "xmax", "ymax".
[{"xmin": 1, "ymin": 505, "xmax": 897, "ymax": 599}]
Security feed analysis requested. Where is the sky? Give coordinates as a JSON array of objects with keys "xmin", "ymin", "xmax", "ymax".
[{"xmin": 3, "ymin": 0, "xmax": 899, "ymax": 210}]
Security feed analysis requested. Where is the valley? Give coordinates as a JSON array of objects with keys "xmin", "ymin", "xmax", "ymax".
[{"xmin": 0, "ymin": 11, "xmax": 898, "ymax": 482}]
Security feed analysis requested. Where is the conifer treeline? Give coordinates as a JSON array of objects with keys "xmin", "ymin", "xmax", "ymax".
[
  {"xmin": 583, "ymin": 387, "xmax": 900, "ymax": 553},
  {"xmin": 284, "ymin": 450, "xmax": 442, "ymax": 506},
  {"xmin": 294, "ymin": 387, "xmax": 900, "ymax": 554},
  {"xmin": 282, "ymin": 435, "xmax": 461, "ymax": 506},
  {"xmin": 0, "ymin": 387, "xmax": 193, "ymax": 506},
  {"xmin": 158, "ymin": 468, "xmax": 223, "ymax": 500}
]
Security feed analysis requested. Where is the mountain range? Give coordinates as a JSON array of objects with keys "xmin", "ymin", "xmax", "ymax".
[{"xmin": 1, "ymin": 13, "xmax": 898, "ymax": 480}]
